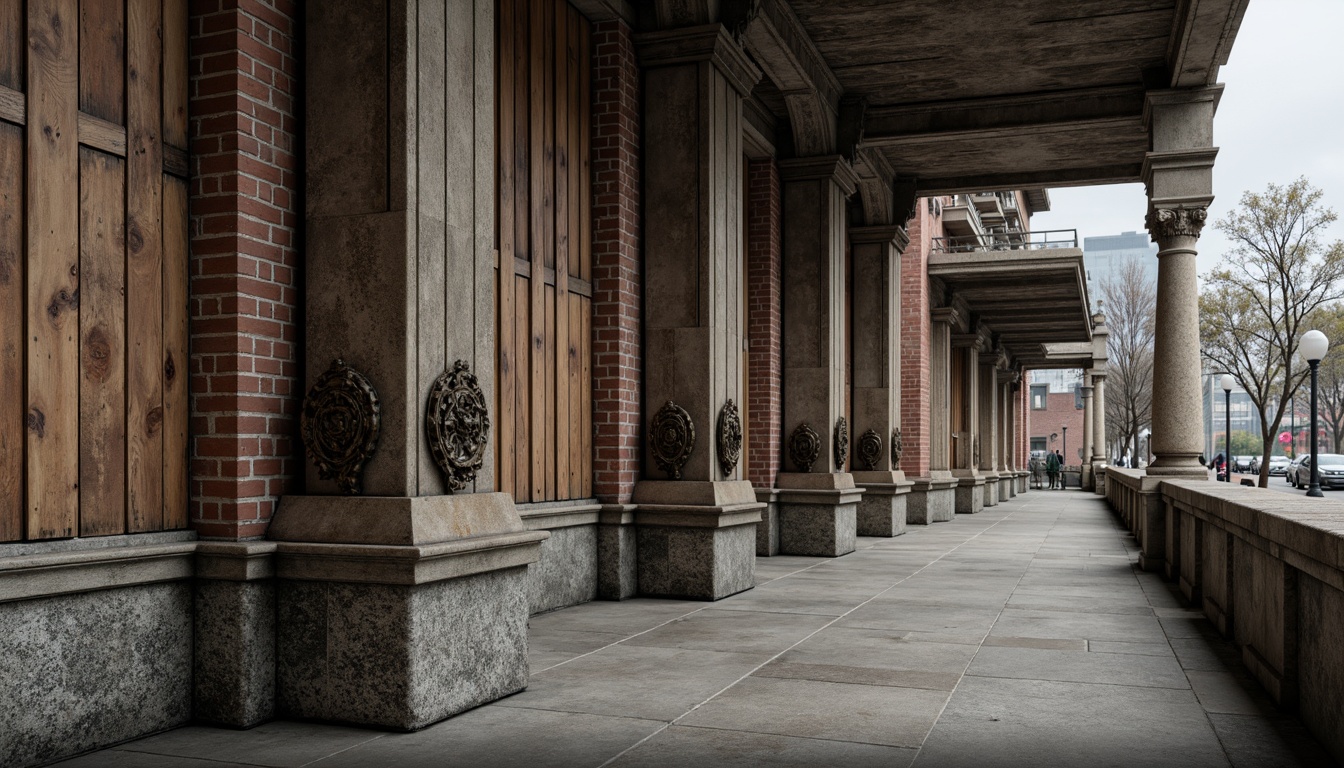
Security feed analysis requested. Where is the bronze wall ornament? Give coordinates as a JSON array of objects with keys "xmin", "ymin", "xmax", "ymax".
[
  {"xmin": 651, "ymin": 401, "xmax": 695, "ymax": 479},
  {"xmin": 426, "ymin": 360, "xmax": 491, "ymax": 492},
  {"xmin": 891, "ymin": 427, "xmax": 904, "ymax": 467},
  {"xmin": 834, "ymin": 417, "xmax": 849, "ymax": 470},
  {"xmin": 789, "ymin": 423, "xmax": 821, "ymax": 473},
  {"xmin": 857, "ymin": 428, "xmax": 883, "ymax": 471},
  {"xmin": 301, "ymin": 358, "xmax": 381, "ymax": 495},
  {"xmin": 716, "ymin": 399, "xmax": 742, "ymax": 478}
]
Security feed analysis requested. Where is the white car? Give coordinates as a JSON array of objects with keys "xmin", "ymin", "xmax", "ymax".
[
  {"xmin": 1290, "ymin": 453, "xmax": 1344, "ymax": 490},
  {"xmin": 1266, "ymin": 455, "xmax": 1291, "ymax": 476}
]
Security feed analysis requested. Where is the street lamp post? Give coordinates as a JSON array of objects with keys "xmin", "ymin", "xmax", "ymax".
[
  {"xmin": 1061, "ymin": 425, "xmax": 1068, "ymax": 488},
  {"xmin": 1221, "ymin": 374, "xmax": 1234, "ymax": 482},
  {"xmin": 1302, "ymin": 330, "xmax": 1330, "ymax": 498}
]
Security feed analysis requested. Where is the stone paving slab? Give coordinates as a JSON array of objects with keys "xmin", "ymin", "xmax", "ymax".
[{"xmin": 55, "ymin": 491, "xmax": 1334, "ymax": 767}]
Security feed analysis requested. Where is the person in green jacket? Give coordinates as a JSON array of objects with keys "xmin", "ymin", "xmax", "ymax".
[{"xmin": 1046, "ymin": 450, "xmax": 1061, "ymax": 489}]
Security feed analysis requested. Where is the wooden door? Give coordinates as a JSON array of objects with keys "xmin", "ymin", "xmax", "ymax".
[
  {"xmin": 495, "ymin": 0, "xmax": 593, "ymax": 503},
  {"xmin": 1, "ymin": 0, "xmax": 189, "ymax": 542}
]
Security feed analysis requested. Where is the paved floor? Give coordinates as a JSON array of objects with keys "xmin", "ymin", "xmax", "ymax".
[{"xmin": 58, "ymin": 491, "xmax": 1335, "ymax": 768}]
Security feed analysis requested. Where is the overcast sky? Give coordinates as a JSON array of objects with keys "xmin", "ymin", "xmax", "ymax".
[{"xmin": 1029, "ymin": 0, "xmax": 1344, "ymax": 277}]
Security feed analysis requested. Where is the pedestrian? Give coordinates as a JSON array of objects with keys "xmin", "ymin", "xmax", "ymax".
[
  {"xmin": 1056, "ymin": 450, "xmax": 1066, "ymax": 488},
  {"xmin": 1046, "ymin": 449, "xmax": 1060, "ymax": 489}
]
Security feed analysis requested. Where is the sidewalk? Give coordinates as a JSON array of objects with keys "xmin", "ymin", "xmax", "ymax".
[{"xmin": 56, "ymin": 492, "xmax": 1333, "ymax": 767}]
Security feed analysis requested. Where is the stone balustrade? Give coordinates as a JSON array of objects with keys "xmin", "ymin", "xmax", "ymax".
[{"xmin": 1105, "ymin": 468, "xmax": 1344, "ymax": 762}]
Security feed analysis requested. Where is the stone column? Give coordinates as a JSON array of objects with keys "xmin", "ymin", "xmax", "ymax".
[
  {"xmin": 909, "ymin": 307, "xmax": 960, "ymax": 523},
  {"xmin": 951, "ymin": 333, "xmax": 986, "ymax": 514},
  {"xmin": 631, "ymin": 25, "xmax": 764, "ymax": 598},
  {"xmin": 1092, "ymin": 371, "xmax": 1108, "ymax": 493},
  {"xmin": 775, "ymin": 156, "xmax": 861, "ymax": 556},
  {"xmin": 1081, "ymin": 378, "xmax": 1095, "ymax": 490},
  {"xmin": 272, "ymin": 0, "xmax": 547, "ymax": 730},
  {"xmin": 849, "ymin": 225, "xmax": 912, "ymax": 537},
  {"xmin": 978, "ymin": 358, "xmax": 999, "ymax": 507},
  {"xmin": 1144, "ymin": 87, "xmax": 1220, "ymax": 477}
]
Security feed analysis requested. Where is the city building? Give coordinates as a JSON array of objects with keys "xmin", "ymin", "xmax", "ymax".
[
  {"xmin": 1083, "ymin": 230, "xmax": 1159, "ymax": 310},
  {"xmin": 1202, "ymin": 372, "xmax": 1266, "ymax": 459},
  {"xmin": 1027, "ymin": 369, "xmax": 1088, "ymax": 463}
]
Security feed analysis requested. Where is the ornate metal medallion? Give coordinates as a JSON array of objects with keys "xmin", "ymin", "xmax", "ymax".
[
  {"xmin": 426, "ymin": 360, "xmax": 491, "ymax": 492},
  {"xmin": 789, "ymin": 423, "xmax": 821, "ymax": 473},
  {"xmin": 891, "ymin": 427, "xmax": 904, "ymax": 467},
  {"xmin": 301, "ymin": 358, "xmax": 381, "ymax": 495},
  {"xmin": 834, "ymin": 417, "xmax": 849, "ymax": 470},
  {"xmin": 651, "ymin": 401, "xmax": 695, "ymax": 479},
  {"xmin": 716, "ymin": 399, "xmax": 742, "ymax": 478},
  {"xmin": 857, "ymin": 428, "xmax": 883, "ymax": 471}
]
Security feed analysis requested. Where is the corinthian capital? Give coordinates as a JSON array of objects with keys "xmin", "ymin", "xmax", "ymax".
[{"xmin": 1146, "ymin": 206, "xmax": 1208, "ymax": 240}]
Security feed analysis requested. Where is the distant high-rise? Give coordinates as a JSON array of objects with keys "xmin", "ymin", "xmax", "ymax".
[{"xmin": 1083, "ymin": 231, "xmax": 1159, "ymax": 310}]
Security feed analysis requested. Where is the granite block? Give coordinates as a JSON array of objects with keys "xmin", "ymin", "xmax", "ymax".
[
  {"xmin": 778, "ymin": 503, "xmax": 857, "ymax": 557},
  {"xmin": 955, "ymin": 479, "xmax": 985, "ymax": 515},
  {"xmin": 0, "ymin": 583, "xmax": 192, "ymax": 767},
  {"xmin": 857, "ymin": 491, "xmax": 907, "ymax": 538},
  {"xmin": 194, "ymin": 579, "xmax": 276, "ymax": 727},
  {"xmin": 526, "ymin": 524, "xmax": 598, "ymax": 615},
  {"xmin": 756, "ymin": 500, "xmax": 780, "ymax": 556},
  {"xmin": 636, "ymin": 524, "xmax": 756, "ymax": 600},
  {"xmin": 597, "ymin": 522, "xmax": 637, "ymax": 601}
]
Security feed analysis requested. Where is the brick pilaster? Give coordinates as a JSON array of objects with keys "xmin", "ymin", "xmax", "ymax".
[
  {"xmin": 746, "ymin": 158, "xmax": 781, "ymax": 488},
  {"xmin": 900, "ymin": 199, "xmax": 940, "ymax": 476}
]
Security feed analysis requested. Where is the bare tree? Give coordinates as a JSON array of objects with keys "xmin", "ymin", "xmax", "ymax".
[
  {"xmin": 1201, "ymin": 178, "xmax": 1344, "ymax": 486},
  {"xmin": 1312, "ymin": 303, "xmax": 1344, "ymax": 452},
  {"xmin": 1099, "ymin": 257, "xmax": 1155, "ymax": 466}
]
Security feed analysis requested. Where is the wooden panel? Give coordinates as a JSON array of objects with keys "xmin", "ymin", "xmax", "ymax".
[
  {"xmin": 514, "ymin": 274, "xmax": 532, "ymax": 501},
  {"xmin": 26, "ymin": 0, "xmax": 81, "ymax": 540},
  {"xmin": 512, "ymin": 0, "xmax": 530, "ymax": 500},
  {"xmin": 161, "ymin": 0, "xmax": 187, "ymax": 148},
  {"xmin": 80, "ymin": 0, "xmax": 125, "ymax": 124},
  {"xmin": 496, "ymin": 0, "xmax": 516, "ymax": 495},
  {"xmin": 552, "ymin": 1, "xmax": 570, "ymax": 500},
  {"xmin": 78, "ymin": 147, "xmax": 127, "ymax": 537},
  {"xmin": 528, "ymin": 0, "xmax": 545, "ymax": 503},
  {"xmin": 580, "ymin": 293, "xmax": 591, "ymax": 498},
  {"xmin": 578, "ymin": 19, "xmax": 591, "ymax": 284},
  {"xmin": 162, "ymin": 174, "xmax": 188, "ymax": 529},
  {"xmin": 126, "ymin": 0, "xmax": 163, "ymax": 532},
  {"xmin": 0, "ymin": 0, "xmax": 22, "ymax": 92},
  {"xmin": 0, "ymin": 121, "xmax": 22, "ymax": 541}
]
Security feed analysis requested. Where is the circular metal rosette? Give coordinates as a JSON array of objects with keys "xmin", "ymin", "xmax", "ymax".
[
  {"xmin": 651, "ymin": 401, "xmax": 695, "ymax": 480},
  {"xmin": 717, "ymin": 399, "xmax": 742, "ymax": 478},
  {"xmin": 834, "ymin": 417, "xmax": 849, "ymax": 470},
  {"xmin": 301, "ymin": 358, "xmax": 381, "ymax": 495},
  {"xmin": 789, "ymin": 423, "xmax": 821, "ymax": 473},
  {"xmin": 426, "ymin": 360, "xmax": 491, "ymax": 492},
  {"xmin": 857, "ymin": 428, "xmax": 883, "ymax": 471},
  {"xmin": 891, "ymin": 427, "xmax": 904, "ymax": 467}
]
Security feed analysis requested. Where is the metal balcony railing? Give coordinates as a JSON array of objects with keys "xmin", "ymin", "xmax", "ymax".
[{"xmin": 930, "ymin": 229, "xmax": 1079, "ymax": 253}]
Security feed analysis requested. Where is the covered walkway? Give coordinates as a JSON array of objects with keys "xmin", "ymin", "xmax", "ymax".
[{"xmin": 58, "ymin": 493, "xmax": 1331, "ymax": 768}]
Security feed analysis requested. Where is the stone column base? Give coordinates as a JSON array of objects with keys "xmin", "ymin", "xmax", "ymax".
[
  {"xmin": 194, "ymin": 542, "xmax": 278, "ymax": 728},
  {"xmin": 597, "ymin": 505, "xmax": 637, "ymax": 601},
  {"xmin": 755, "ymin": 488, "xmax": 781, "ymax": 556},
  {"xmin": 953, "ymin": 473, "xmax": 986, "ymax": 514},
  {"xmin": 632, "ymin": 481, "xmax": 763, "ymax": 600},
  {"xmin": 1092, "ymin": 464, "xmax": 1108, "ymax": 495},
  {"xmin": 907, "ymin": 477, "xmax": 959, "ymax": 524},
  {"xmin": 775, "ymin": 473, "xmax": 861, "ymax": 556},
  {"xmin": 268, "ymin": 493, "xmax": 547, "ymax": 731},
  {"xmin": 851, "ymin": 471, "xmax": 912, "ymax": 537},
  {"xmin": 1016, "ymin": 471, "xmax": 1029, "ymax": 493}
]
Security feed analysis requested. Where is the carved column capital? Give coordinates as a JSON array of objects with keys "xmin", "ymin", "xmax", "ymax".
[{"xmin": 1145, "ymin": 205, "xmax": 1208, "ymax": 241}]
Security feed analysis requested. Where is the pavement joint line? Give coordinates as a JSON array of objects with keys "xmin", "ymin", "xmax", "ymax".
[
  {"xmin": 670, "ymin": 721, "xmax": 924, "ymax": 751},
  {"xmin": 594, "ymin": 501, "xmax": 1030, "ymax": 768},
  {"xmin": 297, "ymin": 732, "xmax": 389, "ymax": 767}
]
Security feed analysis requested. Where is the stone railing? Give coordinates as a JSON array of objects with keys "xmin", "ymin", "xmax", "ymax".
[{"xmin": 1105, "ymin": 470, "xmax": 1344, "ymax": 762}]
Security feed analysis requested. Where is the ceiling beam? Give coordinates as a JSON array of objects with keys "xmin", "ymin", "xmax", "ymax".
[
  {"xmin": 742, "ymin": 0, "xmax": 843, "ymax": 155},
  {"xmin": 1167, "ymin": 0, "xmax": 1251, "ymax": 87}
]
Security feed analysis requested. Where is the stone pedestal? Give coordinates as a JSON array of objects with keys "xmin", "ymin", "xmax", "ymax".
[
  {"xmin": 268, "ymin": 493, "xmax": 546, "ymax": 731},
  {"xmin": 597, "ymin": 504, "xmax": 638, "ymax": 601},
  {"xmin": 755, "ymin": 487, "xmax": 781, "ymax": 556},
  {"xmin": 776, "ymin": 473, "xmax": 860, "ymax": 556},
  {"xmin": 194, "ymin": 542, "xmax": 278, "ymax": 728},
  {"xmin": 907, "ymin": 476, "xmax": 958, "ymax": 524},
  {"xmin": 982, "ymin": 476, "xmax": 999, "ymax": 507},
  {"xmin": 852, "ymin": 471, "xmax": 911, "ymax": 537},
  {"xmin": 954, "ymin": 473, "xmax": 986, "ymax": 514},
  {"xmin": 632, "ymin": 481, "xmax": 762, "ymax": 600}
]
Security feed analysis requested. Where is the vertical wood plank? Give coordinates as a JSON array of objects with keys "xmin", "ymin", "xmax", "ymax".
[
  {"xmin": 567, "ymin": 9, "xmax": 582, "ymax": 281},
  {"xmin": 78, "ymin": 147, "xmax": 126, "ymax": 536},
  {"xmin": 126, "ymin": 0, "xmax": 163, "ymax": 532},
  {"xmin": 515, "ymin": 274, "xmax": 532, "ymax": 501},
  {"xmin": 496, "ymin": 0, "xmax": 516, "ymax": 496},
  {"xmin": 528, "ymin": 0, "xmax": 545, "ymax": 502},
  {"xmin": 79, "ymin": 0, "xmax": 125, "ymax": 124},
  {"xmin": 161, "ymin": 0, "xmax": 187, "ymax": 148},
  {"xmin": 544, "ymin": 284, "xmax": 555, "ymax": 499},
  {"xmin": 552, "ymin": 0, "xmax": 570, "ymax": 500},
  {"xmin": 26, "ymin": 0, "xmax": 81, "ymax": 539},
  {"xmin": 0, "ymin": 0, "xmax": 24, "ymax": 92},
  {"xmin": 579, "ymin": 19, "xmax": 591, "ymax": 284},
  {"xmin": 513, "ymin": 0, "xmax": 530, "ymax": 500},
  {"xmin": 162, "ymin": 174, "xmax": 188, "ymax": 529},
  {"xmin": 580, "ymin": 294, "xmax": 591, "ymax": 497},
  {"xmin": 0, "ymin": 121, "xmax": 23, "ymax": 541},
  {"xmin": 568, "ymin": 295, "xmax": 582, "ymax": 497}
]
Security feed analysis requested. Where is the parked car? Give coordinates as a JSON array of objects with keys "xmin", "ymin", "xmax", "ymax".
[
  {"xmin": 1266, "ymin": 455, "xmax": 1292, "ymax": 476},
  {"xmin": 1233, "ymin": 455, "xmax": 1255, "ymax": 472},
  {"xmin": 1289, "ymin": 453, "xmax": 1344, "ymax": 490},
  {"xmin": 1286, "ymin": 455, "xmax": 1306, "ymax": 484}
]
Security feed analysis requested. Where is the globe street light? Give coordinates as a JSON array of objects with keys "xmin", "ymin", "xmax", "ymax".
[
  {"xmin": 1221, "ymin": 374, "xmax": 1234, "ymax": 482},
  {"xmin": 1301, "ymin": 330, "xmax": 1330, "ymax": 498}
]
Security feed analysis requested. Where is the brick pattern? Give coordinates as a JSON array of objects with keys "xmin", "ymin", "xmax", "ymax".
[
  {"xmin": 1027, "ymin": 387, "xmax": 1088, "ymax": 466},
  {"xmin": 590, "ymin": 19, "xmax": 642, "ymax": 505},
  {"xmin": 188, "ymin": 0, "xmax": 300, "ymax": 540},
  {"xmin": 746, "ymin": 158, "xmax": 782, "ymax": 488},
  {"xmin": 899, "ymin": 198, "xmax": 945, "ymax": 476}
]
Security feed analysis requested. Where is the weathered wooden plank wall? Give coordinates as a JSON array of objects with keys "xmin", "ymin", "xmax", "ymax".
[
  {"xmin": 495, "ymin": 0, "xmax": 592, "ymax": 503},
  {"xmin": 0, "ymin": 0, "xmax": 189, "ymax": 541}
]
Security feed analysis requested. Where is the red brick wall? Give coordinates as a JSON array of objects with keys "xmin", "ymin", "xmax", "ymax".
[
  {"xmin": 188, "ymin": 0, "xmax": 300, "ymax": 539},
  {"xmin": 899, "ymin": 198, "xmax": 946, "ymax": 476},
  {"xmin": 1028, "ymin": 386, "xmax": 1087, "ymax": 466},
  {"xmin": 746, "ymin": 158, "xmax": 782, "ymax": 487},
  {"xmin": 590, "ymin": 18, "xmax": 642, "ymax": 505}
]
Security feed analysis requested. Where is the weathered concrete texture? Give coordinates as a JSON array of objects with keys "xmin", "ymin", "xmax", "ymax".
[
  {"xmin": 755, "ymin": 490, "xmax": 780, "ymax": 555},
  {"xmin": 636, "ymin": 525, "xmax": 756, "ymax": 601},
  {"xmin": 597, "ymin": 518, "xmax": 637, "ymax": 601},
  {"xmin": 526, "ymin": 525, "xmax": 598, "ymax": 615},
  {"xmin": 955, "ymin": 477, "xmax": 985, "ymax": 514},
  {"xmin": 1297, "ymin": 573, "xmax": 1344, "ymax": 762},
  {"xmin": 855, "ymin": 484, "xmax": 908, "ymax": 537},
  {"xmin": 276, "ymin": 567, "xmax": 530, "ymax": 730},
  {"xmin": 983, "ymin": 477, "xmax": 999, "ymax": 507},
  {"xmin": 908, "ymin": 480, "xmax": 957, "ymax": 524},
  {"xmin": 0, "ymin": 583, "xmax": 191, "ymax": 767},
  {"xmin": 778, "ymin": 503, "xmax": 857, "ymax": 557},
  {"xmin": 194, "ymin": 579, "xmax": 276, "ymax": 727}
]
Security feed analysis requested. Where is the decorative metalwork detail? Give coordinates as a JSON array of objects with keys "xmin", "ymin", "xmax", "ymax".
[
  {"xmin": 716, "ymin": 399, "xmax": 742, "ymax": 478},
  {"xmin": 857, "ymin": 429, "xmax": 883, "ymax": 471},
  {"xmin": 301, "ymin": 358, "xmax": 381, "ymax": 495},
  {"xmin": 789, "ymin": 423, "xmax": 821, "ymax": 473},
  {"xmin": 834, "ymin": 417, "xmax": 849, "ymax": 469},
  {"xmin": 891, "ymin": 427, "xmax": 904, "ymax": 467},
  {"xmin": 1146, "ymin": 206, "xmax": 1207, "ymax": 240},
  {"xmin": 650, "ymin": 401, "xmax": 695, "ymax": 479},
  {"xmin": 426, "ymin": 360, "xmax": 491, "ymax": 492}
]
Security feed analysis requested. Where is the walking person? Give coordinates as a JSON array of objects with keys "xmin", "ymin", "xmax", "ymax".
[
  {"xmin": 1055, "ymin": 450, "xmax": 1066, "ymax": 488},
  {"xmin": 1046, "ymin": 449, "xmax": 1060, "ymax": 489}
]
